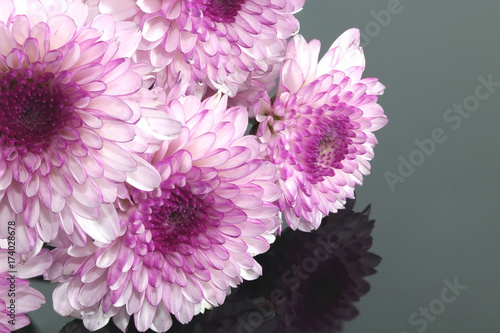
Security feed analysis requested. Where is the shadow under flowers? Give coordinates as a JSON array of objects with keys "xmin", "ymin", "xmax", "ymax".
[{"xmin": 59, "ymin": 199, "xmax": 381, "ymax": 333}]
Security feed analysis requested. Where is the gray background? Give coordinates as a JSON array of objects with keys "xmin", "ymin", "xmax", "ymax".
[
  {"xmin": 25, "ymin": 1, "xmax": 500, "ymax": 332},
  {"xmin": 296, "ymin": 1, "xmax": 500, "ymax": 333}
]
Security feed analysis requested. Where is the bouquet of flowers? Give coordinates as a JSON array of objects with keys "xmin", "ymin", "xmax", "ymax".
[{"xmin": 0, "ymin": 0, "xmax": 387, "ymax": 332}]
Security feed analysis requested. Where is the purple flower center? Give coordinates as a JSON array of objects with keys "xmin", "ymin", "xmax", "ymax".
[
  {"xmin": 148, "ymin": 185, "xmax": 207, "ymax": 250},
  {"xmin": 302, "ymin": 115, "xmax": 354, "ymax": 183},
  {"xmin": 0, "ymin": 68, "xmax": 70, "ymax": 150},
  {"xmin": 131, "ymin": 173, "xmax": 221, "ymax": 255},
  {"xmin": 202, "ymin": 0, "xmax": 246, "ymax": 23}
]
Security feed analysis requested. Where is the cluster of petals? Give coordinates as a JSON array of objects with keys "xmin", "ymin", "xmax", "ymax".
[
  {"xmin": 0, "ymin": 244, "xmax": 52, "ymax": 332},
  {"xmin": 0, "ymin": 1, "xmax": 390, "ymax": 332},
  {"xmin": 97, "ymin": 0, "xmax": 304, "ymax": 97},
  {"xmin": 256, "ymin": 28, "xmax": 388, "ymax": 231},
  {"xmin": 48, "ymin": 88, "xmax": 282, "ymax": 332},
  {"xmin": 0, "ymin": 0, "xmax": 181, "ymax": 251}
]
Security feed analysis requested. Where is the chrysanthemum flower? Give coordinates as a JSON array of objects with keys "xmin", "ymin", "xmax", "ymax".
[
  {"xmin": 0, "ymin": 0, "xmax": 181, "ymax": 249},
  {"xmin": 0, "ymin": 247, "xmax": 52, "ymax": 332},
  {"xmin": 256, "ymin": 28, "xmax": 388, "ymax": 231},
  {"xmin": 97, "ymin": 0, "xmax": 304, "ymax": 96},
  {"xmin": 48, "ymin": 91, "xmax": 281, "ymax": 332}
]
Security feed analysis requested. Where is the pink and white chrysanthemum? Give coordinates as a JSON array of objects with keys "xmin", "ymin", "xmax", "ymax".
[
  {"xmin": 0, "ymin": 246, "xmax": 52, "ymax": 332},
  {"xmin": 256, "ymin": 29, "xmax": 388, "ymax": 231},
  {"xmin": 48, "ymin": 92, "xmax": 282, "ymax": 332},
  {"xmin": 98, "ymin": 0, "xmax": 304, "ymax": 96},
  {"xmin": 0, "ymin": 0, "xmax": 181, "ymax": 250}
]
